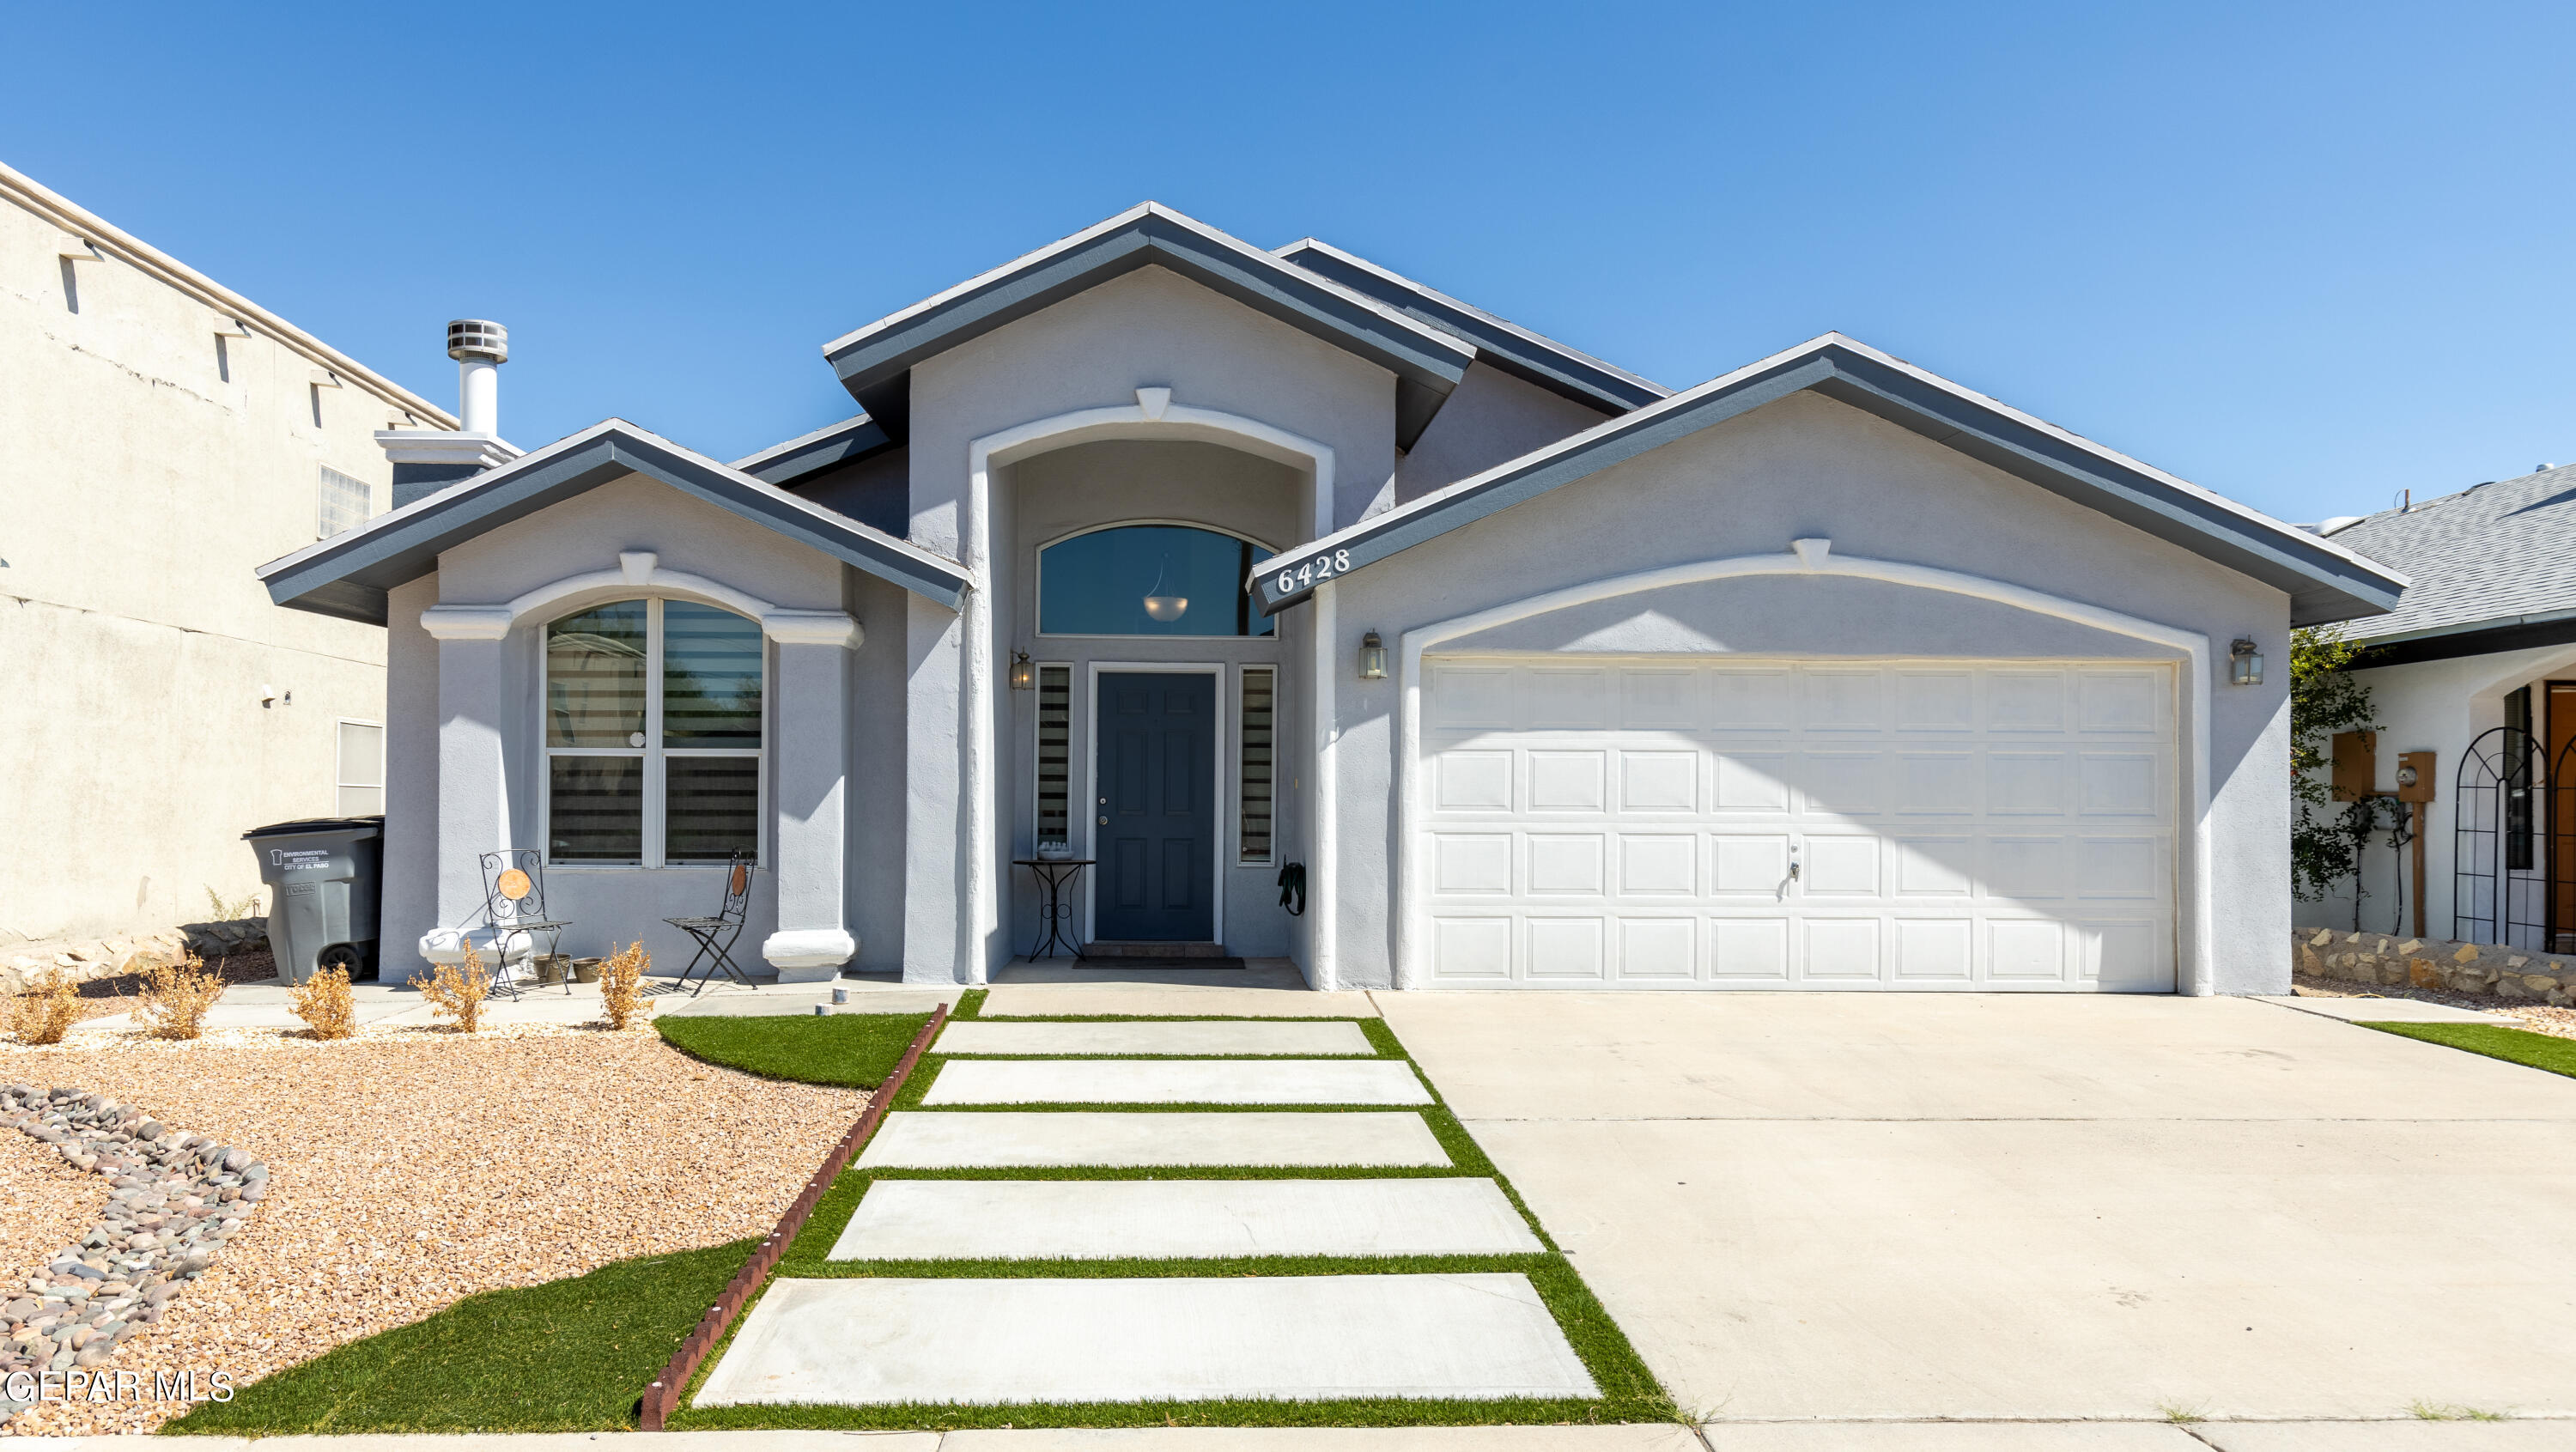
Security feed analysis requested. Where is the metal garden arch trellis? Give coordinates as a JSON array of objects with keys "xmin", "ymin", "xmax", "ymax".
[{"xmin": 2455, "ymin": 726, "xmax": 2548, "ymax": 949}]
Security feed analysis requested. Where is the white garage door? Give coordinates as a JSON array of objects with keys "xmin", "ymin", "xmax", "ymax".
[{"xmin": 1414, "ymin": 659, "xmax": 2177, "ymax": 990}]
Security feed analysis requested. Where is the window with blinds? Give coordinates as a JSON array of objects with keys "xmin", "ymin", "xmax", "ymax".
[
  {"xmin": 1036, "ymin": 665, "xmax": 1071, "ymax": 848},
  {"xmin": 1239, "ymin": 665, "xmax": 1275, "ymax": 864},
  {"xmin": 318, "ymin": 465, "xmax": 372, "ymax": 539}
]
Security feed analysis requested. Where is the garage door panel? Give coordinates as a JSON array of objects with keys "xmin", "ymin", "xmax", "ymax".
[
  {"xmin": 1893, "ymin": 919, "xmax": 1975, "ymax": 981},
  {"xmin": 1709, "ymin": 918, "xmax": 1789, "ymax": 980},
  {"xmin": 1619, "ymin": 835, "xmax": 1698, "ymax": 895},
  {"xmin": 1617, "ymin": 918, "xmax": 1697, "ymax": 980},
  {"xmin": 1800, "ymin": 918, "xmax": 1882, "ymax": 979},
  {"xmin": 1528, "ymin": 751, "xmax": 1608, "ymax": 811},
  {"xmin": 1526, "ymin": 834, "xmax": 1607, "ymax": 895},
  {"xmin": 1419, "ymin": 659, "xmax": 2175, "ymax": 991}
]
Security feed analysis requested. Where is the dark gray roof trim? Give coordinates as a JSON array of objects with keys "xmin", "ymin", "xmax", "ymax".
[
  {"xmin": 732, "ymin": 413, "xmax": 893, "ymax": 487},
  {"xmin": 1275, "ymin": 239, "xmax": 1668, "ymax": 416},
  {"xmin": 259, "ymin": 422, "xmax": 970, "ymax": 626},
  {"xmin": 2358, "ymin": 614, "xmax": 2576, "ymax": 669},
  {"xmin": 1251, "ymin": 335, "xmax": 2407, "ymax": 629},
  {"xmin": 822, "ymin": 204, "xmax": 1476, "ymax": 450}
]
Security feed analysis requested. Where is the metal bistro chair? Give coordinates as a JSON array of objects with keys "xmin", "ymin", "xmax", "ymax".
[
  {"xmin": 479, "ymin": 848, "xmax": 573, "ymax": 999},
  {"xmin": 666, "ymin": 850, "xmax": 756, "ymax": 996}
]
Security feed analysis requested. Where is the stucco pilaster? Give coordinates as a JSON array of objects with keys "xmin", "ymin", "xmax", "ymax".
[{"xmin": 762, "ymin": 611, "xmax": 861, "ymax": 981}]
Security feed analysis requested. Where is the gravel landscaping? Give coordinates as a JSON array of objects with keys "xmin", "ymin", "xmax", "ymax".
[
  {"xmin": 2293, "ymin": 973, "xmax": 2576, "ymax": 1041},
  {"xmin": 0, "ymin": 1023, "xmax": 867, "ymax": 1436}
]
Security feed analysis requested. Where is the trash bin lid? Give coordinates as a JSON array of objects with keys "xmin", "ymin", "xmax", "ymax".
[{"xmin": 242, "ymin": 815, "xmax": 386, "ymax": 841}]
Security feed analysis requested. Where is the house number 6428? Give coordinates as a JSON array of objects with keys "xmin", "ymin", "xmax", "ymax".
[{"xmin": 1274, "ymin": 549, "xmax": 1352, "ymax": 594}]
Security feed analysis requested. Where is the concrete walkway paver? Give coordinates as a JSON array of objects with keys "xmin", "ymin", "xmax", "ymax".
[
  {"xmin": 934, "ymin": 1019, "xmax": 1376, "ymax": 1056},
  {"xmin": 696, "ymin": 1274, "xmax": 1596, "ymax": 1406},
  {"xmin": 828, "ymin": 1177, "xmax": 1543, "ymax": 1261},
  {"xmin": 2196, "ymin": 1421, "xmax": 2576, "ymax": 1449},
  {"xmin": 924, "ymin": 1058, "xmax": 1431, "ymax": 1106},
  {"xmin": 1698, "ymin": 1425, "xmax": 2205, "ymax": 1449},
  {"xmin": 854, "ymin": 1110, "xmax": 1451, "ymax": 1169},
  {"xmin": 941, "ymin": 1429, "xmax": 1701, "ymax": 1449}
]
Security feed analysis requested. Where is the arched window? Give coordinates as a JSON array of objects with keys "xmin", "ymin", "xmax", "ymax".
[
  {"xmin": 1038, "ymin": 524, "xmax": 1275, "ymax": 637},
  {"xmin": 544, "ymin": 598, "xmax": 763, "ymax": 866}
]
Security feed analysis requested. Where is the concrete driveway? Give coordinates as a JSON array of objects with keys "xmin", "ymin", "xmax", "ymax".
[{"xmin": 1373, "ymin": 992, "xmax": 2576, "ymax": 1426}]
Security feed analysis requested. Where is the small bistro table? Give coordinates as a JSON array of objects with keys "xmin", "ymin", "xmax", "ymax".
[{"xmin": 1013, "ymin": 857, "xmax": 1095, "ymax": 961}]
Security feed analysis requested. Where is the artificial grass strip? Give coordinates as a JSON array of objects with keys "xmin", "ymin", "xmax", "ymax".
[
  {"xmin": 955, "ymin": 987, "xmax": 988, "ymax": 1018},
  {"xmin": 2362, "ymin": 1020, "xmax": 2576, "ymax": 1078},
  {"xmin": 162, "ymin": 1241, "xmax": 751, "ymax": 1435},
  {"xmin": 657, "ymin": 1011, "xmax": 934, "ymax": 1089}
]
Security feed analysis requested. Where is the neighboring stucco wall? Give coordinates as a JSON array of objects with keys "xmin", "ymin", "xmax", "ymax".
[
  {"xmin": 2293, "ymin": 642, "xmax": 2576, "ymax": 945},
  {"xmin": 1328, "ymin": 390, "xmax": 2295, "ymax": 993},
  {"xmin": 0, "ymin": 188, "xmax": 422, "ymax": 945}
]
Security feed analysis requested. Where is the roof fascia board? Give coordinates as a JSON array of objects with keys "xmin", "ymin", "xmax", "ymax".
[
  {"xmin": 732, "ymin": 414, "xmax": 895, "ymax": 486},
  {"xmin": 822, "ymin": 208, "xmax": 1476, "ymax": 449},
  {"xmin": 261, "ymin": 426, "xmax": 969, "ymax": 625},
  {"xmin": 1275, "ymin": 239, "xmax": 1668, "ymax": 415},
  {"xmin": 2, "ymin": 161, "xmax": 455, "ymax": 427},
  {"xmin": 1250, "ymin": 337, "xmax": 2405, "ymax": 626},
  {"xmin": 2357, "ymin": 614, "xmax": 2576, "ymax": 669}
]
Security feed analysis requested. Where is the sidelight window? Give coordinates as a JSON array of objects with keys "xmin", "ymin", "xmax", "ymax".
[
  {"xmin": 544, "ymin": 598, "xmax": 763, "ymax": 866},
  {"xmin": 1239, "ymin": 666, "xmax": 1275, "ymax": 864}
]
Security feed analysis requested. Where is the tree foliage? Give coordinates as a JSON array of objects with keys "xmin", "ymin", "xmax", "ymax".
[{"xmin": 2289, "ymin": 625, "xmax": 2379, "ymax": 902}]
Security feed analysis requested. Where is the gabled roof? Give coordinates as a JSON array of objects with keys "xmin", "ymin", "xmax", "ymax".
[
  {"xmin": 732, "ymin": 413, "xmax": 893, "ymax": 486},
  {"xmin": 1273, "ymin": 238, "xmax": 1668, "ymax": 416},
  {"xmin": 2323, "ymin": 462, "xmax": 2576, "ymax": 663},
  {"xmin": 1251, "ymin": 333, "xmax": 2408, "ymax": 628},
  {"xmin": 821, "ymin": 203, "xmax": 1478, "ymax": 450},
  {"xmin": 260, "ymin": 421, "xmax": 971, "ymax": 625}
]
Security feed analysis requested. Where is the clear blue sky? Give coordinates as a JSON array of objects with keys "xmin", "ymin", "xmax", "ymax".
[{"xmin": 9, "ymin": 2, "xmax": 2569, "ymax": 525}]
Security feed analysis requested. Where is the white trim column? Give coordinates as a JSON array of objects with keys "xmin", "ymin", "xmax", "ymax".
[
  {"xmin": 762, "ymin": 610, "xmax": 864, "ymax": 981},
  {"xmin": 417, "ymin": 606, "xmax": 514, "ymax": 967}
]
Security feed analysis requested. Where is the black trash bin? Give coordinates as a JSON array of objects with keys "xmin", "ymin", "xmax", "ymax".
[{"xmin": 243, "ymin": 817, "xmax": 385, "ymax": 985}]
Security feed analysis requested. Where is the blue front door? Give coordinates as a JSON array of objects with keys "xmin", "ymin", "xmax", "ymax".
[{"xmin": 1095, "ymin": 671, "xmax": 1216, "ymax": 941}]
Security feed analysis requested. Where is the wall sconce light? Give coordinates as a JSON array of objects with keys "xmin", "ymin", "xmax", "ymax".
[
  {"xmin": 1009, "ymin": 651, "xmax": 1035, "ymax": 690},
  {"xmin": 2229, "ymin": 638, "xmax": 2263, "ymax": 687},
  {"xmin": 1358, "ymin": 630, "xmax": 1387, "ymax": 680}
]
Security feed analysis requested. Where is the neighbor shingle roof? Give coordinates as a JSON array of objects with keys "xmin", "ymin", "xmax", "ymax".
[{"xmin": 2326, "ymin": 463, "xmax": 2576, "ymax": 643}]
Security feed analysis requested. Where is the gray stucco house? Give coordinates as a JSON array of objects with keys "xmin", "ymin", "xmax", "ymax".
[{"xmin": 258, "ymin": 204, "xmax": 2405, "ymax": 993}]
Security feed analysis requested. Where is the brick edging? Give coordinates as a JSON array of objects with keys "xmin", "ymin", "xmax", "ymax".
[{"xmin": 638, "ymin": 1002, "xmax": 948, "ymax": 1430}]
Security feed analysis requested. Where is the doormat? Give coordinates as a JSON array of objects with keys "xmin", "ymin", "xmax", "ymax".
[{"xmin": 1067, "ymin": 956, "xmax": 1249, "ymax": 969}]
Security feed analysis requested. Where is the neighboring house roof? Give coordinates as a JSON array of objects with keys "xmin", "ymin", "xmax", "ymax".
[
  {"xmin": 259, "ymin": 421, "xmax": 970, "ymax": 624},
  {"xmin": 2, "ymin": 160, "xmax": 456, "ymax": 428},
  {"xmin": 820, "ymin": 203, "xmax": 1479, "ymax": 450},
  {"xmin": 1250, "ymin": 332, "xmax": 2408, "ymax": 628},
  {"xmin": 2324, "ymin": 462, "xmax": 2576, "ymax": 665},
  {"xmin": 732, "ymin": 413, "xmax": 892, "ymax": 486},
  {"xmin": 1273, "ymin": 238, "xmax": 1669, "ymax": 416}
]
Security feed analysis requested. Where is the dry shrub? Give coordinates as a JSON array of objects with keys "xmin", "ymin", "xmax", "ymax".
[
  {"xmin": 3, "ymin": 966, "xmax": 82, "ymax": 1045},
  {"xmin": 291, "ymin": 964, "xmax": 357, "ymax": 1040},
  {"xmin": 409, "ymin": 940, "xmax": 491, "ymax": 1033},
  {"xmin": 600, "ymin": 940, "xmax": 648, "ymax": 1030},
  {"xmin": 135, "ymin": 952, "xmax": 228, "ymax": 1040}
]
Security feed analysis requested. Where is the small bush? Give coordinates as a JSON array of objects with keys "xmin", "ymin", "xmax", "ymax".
[
  {"xmin": 410, "ymin": 941, "xmax": 491, "ymax": 1033},
  {"xmin": 291, "ymin": 964, "xmax": 357, "ymax": 1040},
  {"xmin": 600, "ymin": 941, "xmax": 647, "ymax": 1030},
  {"xmin": 3, "ymin": 967, "xmax": 82, "ymax": 1045},
  {"xmin": 204, "ymin": 885, "xmax": 263, "ymax": 921},
  {"xmin": 135, "ymin": 952, "xmax": 228, "ymax": 1040}
]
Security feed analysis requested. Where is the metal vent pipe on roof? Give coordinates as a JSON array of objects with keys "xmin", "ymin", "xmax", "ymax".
[{"xmin": 447, "ymin": 319, "xmax": 507, "ymax": 436}]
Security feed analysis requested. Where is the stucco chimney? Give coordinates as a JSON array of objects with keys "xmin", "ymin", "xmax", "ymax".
[{"xmin": 376, "ymin": 319, "xmax": 522, "ymax": 508}]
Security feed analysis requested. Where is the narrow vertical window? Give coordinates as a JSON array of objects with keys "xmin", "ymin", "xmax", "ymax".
[
  {"xmin": 318, "ymin": 465, "xmax": 372, "ymax": 538},
  {"xmin": 335, "ymin": 720, "xmax": 384, "ymax": 816},
  {"xmin": 2509, "ymin": 685, "xmax": 2536, "ymax": 871},
  {"xmin": 1036, "ymin": 665, "xmax": 1071, "ymax": 848},
  {"xmin": 1239, "ymin": 665, "xmax": 1275, "ymax": 864}
]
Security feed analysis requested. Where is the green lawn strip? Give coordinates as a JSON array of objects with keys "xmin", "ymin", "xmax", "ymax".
[
  {"xmin": 161, "ymin": 1240, "xmax": 751, "ymax": 1435},
  {"xmin": 2361, "ymin": 1021, "xmax": 2576, "ymax": 1078},
  {"xmin": 955, "ymin": 987, "xmax": 988, "ymax": 1018},
  {"xmin": 657, "ymin": 1011, "xmax": 934, "ymax": 1089}
]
